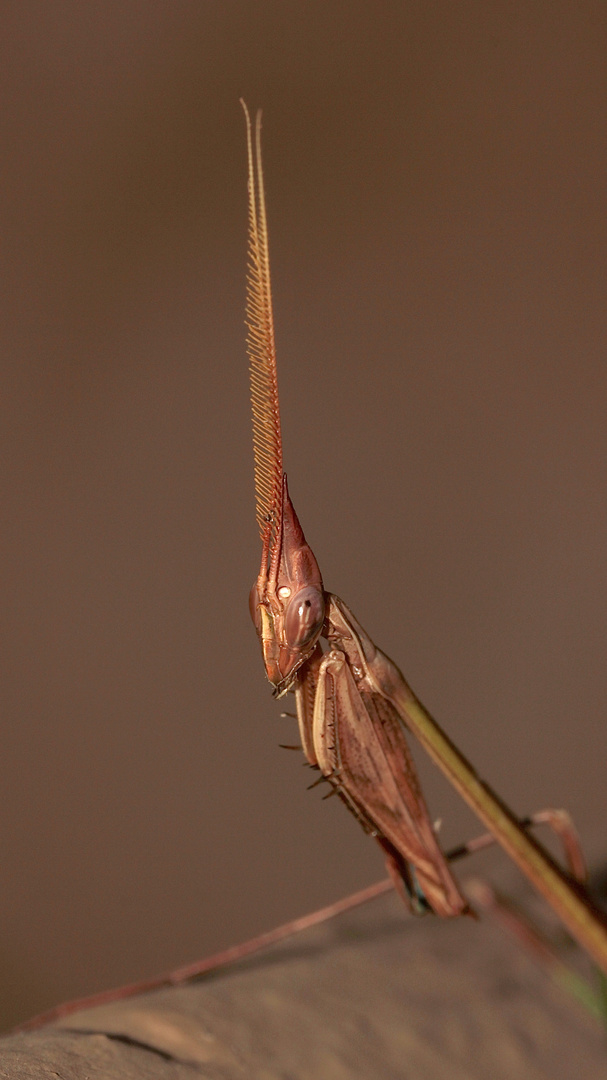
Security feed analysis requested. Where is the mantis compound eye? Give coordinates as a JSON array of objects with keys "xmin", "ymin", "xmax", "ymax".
[{"xmin": 284, "ymin": 586, "xmax": 325, "ymax": 650}]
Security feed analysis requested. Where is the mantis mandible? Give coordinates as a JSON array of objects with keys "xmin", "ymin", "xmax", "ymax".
[{"xmin": 242, "ymin": 101, "xmax": 607, "ymax": 969}]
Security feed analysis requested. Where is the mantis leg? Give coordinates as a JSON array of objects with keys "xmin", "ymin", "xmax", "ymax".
[
  {"xmin": 449, "ymin": 808, "xmax": 587, "ymax": 883},
  {"xmin": 310, "ymin": 645, "xmax": 469, "ymax": 918},
  {"xmin": 294, "ymin": 645, "xmax": 324, "ymax": 767}
]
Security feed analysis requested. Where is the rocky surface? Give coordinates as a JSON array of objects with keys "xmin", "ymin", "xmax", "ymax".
[{"xmin": 1, "ymin": 887, "xmax": 605, "ymax": 1079}]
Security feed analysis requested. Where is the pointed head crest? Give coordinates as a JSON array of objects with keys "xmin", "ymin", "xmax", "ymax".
[
  {"xmin": 241, "ymin": 100, "xmax": 283, "ymax": 554},
  {"xmin": 242, "ymin": 102, "xmax": 325, "ymax": 693}
]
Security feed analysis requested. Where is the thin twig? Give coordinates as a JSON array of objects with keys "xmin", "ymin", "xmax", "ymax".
[
  {"xmin": 390, "ymin": 683, "xmax": 607, "ymax": 973},
  {"xmin": 16, "ymin": 811, "xmax": 581, "ymax": 1032},
  {"xmin": 15, "ymin": 878, "xmax": 393, "ymax": 1032}
]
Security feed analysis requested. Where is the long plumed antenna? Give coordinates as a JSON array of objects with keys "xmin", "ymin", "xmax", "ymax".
[{"xmin": 241, "ymin": 101, "xmax": 283, "ymax": 548}]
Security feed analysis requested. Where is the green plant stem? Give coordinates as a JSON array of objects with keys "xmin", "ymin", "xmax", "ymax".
[{"xmin": 392, "ymin": 686, "xmax": 607, "ymax": 975}]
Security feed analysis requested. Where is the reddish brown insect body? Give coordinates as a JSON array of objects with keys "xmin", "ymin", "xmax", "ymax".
[{"xmin": 243, "ymin": 101, "xmax": 468, "ymax": 917}]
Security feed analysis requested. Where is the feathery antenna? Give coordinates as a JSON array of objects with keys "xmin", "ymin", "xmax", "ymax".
[{"xmin": 241, "ymin": 101, "xmax": 283, "ymax": 547}]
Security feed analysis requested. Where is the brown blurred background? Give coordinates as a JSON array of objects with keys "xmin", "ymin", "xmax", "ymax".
[{"xmin": 0, "ymin": 2, "xmax": 605, "ymax": 1029}]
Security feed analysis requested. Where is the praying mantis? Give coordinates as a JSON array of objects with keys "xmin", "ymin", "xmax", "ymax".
[
  {"xmin": 13, "ymin": 105, "xmax": 607, "ymax": 1036},
  {"xmin": 243, "ymin": 105, "xmax": 466, "ymax": 919},
  {"xmin": 242, "ymin": 102, "xmax": 607, "ymax": 965}
]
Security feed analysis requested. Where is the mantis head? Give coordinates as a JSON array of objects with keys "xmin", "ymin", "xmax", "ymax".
[
  {"xmin": 249, "ymin": 474, "xmax": 325, "ymax": 696},
  {"xmin": 242, "ymin": 102, "xmax": 325, "ymax": 694}
]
